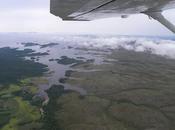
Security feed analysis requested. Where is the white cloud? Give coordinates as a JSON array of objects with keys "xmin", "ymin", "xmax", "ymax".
[
  {"xmin": 50, "ymin": 35, "xmax": 175, "ymax": 59},
  {"xmin": 0, "ymin": 33, "xmax": 174, "ymax": 58}
]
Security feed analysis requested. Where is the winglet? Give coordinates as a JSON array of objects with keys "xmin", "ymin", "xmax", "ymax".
[{"xmin": 144, "ymin": 11, "xmax": 175, "ymax": 33}]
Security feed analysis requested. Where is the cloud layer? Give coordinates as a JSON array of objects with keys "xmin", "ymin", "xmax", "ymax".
[
  {"xmin": 0, "ymin": 33, "xmax": 175, "ymax": 59},
  {"xmin": 53, "ymin": 35, "xmax": 175, "ymax": 59}
]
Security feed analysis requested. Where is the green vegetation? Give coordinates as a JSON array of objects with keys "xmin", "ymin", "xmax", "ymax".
[
  {"xmin": 0, "ymin": 47, "xmax": 49, "ymax": 129},
  {"xmin": 0, "ymin": 85, "xmax": 20, "ymax": 97},
  {"xmin": 43, "ymin": 85, "xmax": 65, "ymax": 130},
  {"xmin": 27, "ymin": 52, "xmax": 49, "ymax": 57},
  {"xmin": 65, "ymin": 70, "xmax": 75, "ymax": 77},
  {"xmin": 59, "ymin": 78, "xmax": 68, "ymax": 83},
  {"xmin": 45, "ymin": 49, "xmax": 175, "ymax": 130},
  {"xmin": 56, "ymin": 56, "xmax": 84, "ymax": 65},
  {"xmin": 2, "ymin": 97, "xmax": 41, "ymax": 130},
  {"xmin": 0, "ymin": 47, "xmax": 48, "ymax": 85},
  {"xmin": 21, "ymin": 42, "xmax": 39, "ymax": 47},
  {"xmin": 0, "ymin": 81, "xmax": 43, "ymax": 130},
  {"xmin": 40, "ymin": 43, "xmax": 59, "ymax": 48},
  {"xmin": 1, "ymin": 45, "xmax": 175, "ymax": 130},
  {"xmin": 21, "ymin": 77, "xmax": 49, "ymax": 86}
]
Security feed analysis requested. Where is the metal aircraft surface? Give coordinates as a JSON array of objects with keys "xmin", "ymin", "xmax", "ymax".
[{"xmin": 50, "ymin": 0, "xmax": 175, "ymax": 33}]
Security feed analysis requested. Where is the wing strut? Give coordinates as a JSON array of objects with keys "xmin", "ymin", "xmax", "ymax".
[{"xmin": 144, "ymin": 11, "xmax": 175, "ymax": 33}]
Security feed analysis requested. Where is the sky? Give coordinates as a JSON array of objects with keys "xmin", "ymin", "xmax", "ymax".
[{"xmin": 0, "ymin": 0, "xmax": 175, "ymax": 36}]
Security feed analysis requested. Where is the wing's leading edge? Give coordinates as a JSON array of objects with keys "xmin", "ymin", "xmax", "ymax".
[{"xmin": 50, "ymin": 0, "xmax": 175, "ymax": 33}]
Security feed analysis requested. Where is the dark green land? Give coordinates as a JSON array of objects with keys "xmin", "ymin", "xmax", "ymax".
[
  {"xmin": 0, "ymin": 47, "xmax": 48, "ymax": 85},
  {"xmin": 1, "ymin": 46, "xmax": 175, "ymax": 130},
  {"xmin": 56, "ymin": 56, "xmax": 84, "ymax": 65},
  {"xmin": 21, "ymin": 42, "xmax": 39, "ymax": 47},
  {"xmin": 44, "ymin": 49, "xmax": 175, "ymax": 130},
  {"xmin": 40, "ymin": 43, "xmax": 59, "ymax": 48},
  {"xmin": 0, "ymin": 47, "xmax": 49, "ymax": 130}
]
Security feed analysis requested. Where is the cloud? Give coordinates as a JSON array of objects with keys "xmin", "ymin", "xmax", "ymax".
[
  {"xmin": 0, "ymin": 33, "xmax": 175, "ymax": 58},
  {"xmin": 49, "ymin": 35, "xmax": 175, "ymax": 59}
]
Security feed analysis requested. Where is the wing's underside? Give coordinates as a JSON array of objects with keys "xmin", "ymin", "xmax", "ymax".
[{"xmin": 50, "ymin": 0, "xmax": 175, "ymax": 33}]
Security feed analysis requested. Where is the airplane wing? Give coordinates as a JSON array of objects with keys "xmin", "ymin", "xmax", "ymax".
[{"xmin": 50, "ymin": 0, "xmax": 175, "ymax": 33}]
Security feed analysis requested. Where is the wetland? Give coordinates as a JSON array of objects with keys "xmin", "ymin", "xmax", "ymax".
[{"xmin": 0, "ymin": 33, "xmax": 175, "ymax": 130}]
